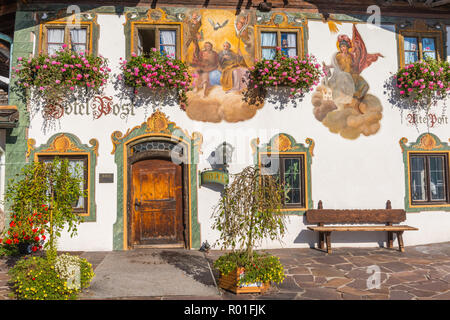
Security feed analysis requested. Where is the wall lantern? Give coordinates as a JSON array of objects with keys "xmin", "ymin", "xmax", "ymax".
[{"xmin": 257, "ymin": 1, "xmax": 273, "ymax": 12}]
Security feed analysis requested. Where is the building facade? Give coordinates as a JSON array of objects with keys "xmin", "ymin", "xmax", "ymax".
[{"xmin": 2, "ymin": 0, "xmax": 450, "ymax": 251}]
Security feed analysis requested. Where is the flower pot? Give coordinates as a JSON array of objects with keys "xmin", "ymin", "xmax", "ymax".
[
  {"xmin": 18, "ymin": 242, "xmax": 33, "ymax": 255},
  {"xmin": 218, "ymin": 267, "xmax": 270, "ymax": 294}
]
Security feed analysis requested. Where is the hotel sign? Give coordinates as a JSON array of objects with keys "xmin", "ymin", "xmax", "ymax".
[{"xmin": 200, "ymin": 170, "xmax": 229, "ymax": 186}]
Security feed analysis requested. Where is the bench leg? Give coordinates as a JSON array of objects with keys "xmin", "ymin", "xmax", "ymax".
[
  {"xmin": 325, "ymin": 232, "xmax": 332, "ymax": 254},
  {"xmin": 318, "ymin": 232, "xmax": 325, "ymax": 250},
  {"xmin": 387, "ymin": 231, "xmax": 393, "ymax": 249},
  {"xmin": 396, "ymin": 231, "xmax": 405, "ymax": 252}
]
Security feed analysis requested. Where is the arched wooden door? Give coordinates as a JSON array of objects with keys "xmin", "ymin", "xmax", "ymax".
[{"xmin": 130, "ymin": 159, "xmax": 184, "ymax": 247}]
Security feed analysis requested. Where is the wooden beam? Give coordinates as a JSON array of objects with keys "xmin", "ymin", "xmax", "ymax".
[
  {"xmin": 431, "ymin": 0, "xmax": 450, "ymax": 6},
  {"xmin": 0, "ymin": 2, "xmax": 17, "ymax": 16}
]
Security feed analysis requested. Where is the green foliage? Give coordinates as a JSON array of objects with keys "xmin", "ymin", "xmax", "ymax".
[
  {"xmin": 4, "ymin": 161, "xmax": 49, "ymax": 221},
  {"xmin": 3, "ymin": 158, "xmax": 86, "ymax": 259},
  {"xmin": 212, "ymin": 165, "xmax": 287, "ymax": 262},
  {"xmin": 213, "ymin": 251, "xmax": 285, "ymax": 285},
  {"xmin": 0, "ymin": 244, "xmax": 19, "ymax": 257},
  {"xmin": 8, "ymin": 255, "xmax": 94, "ymax": 300},
  {"xmin": 12, "ymin": 47, "xmax": 110, "ymax": 106}
]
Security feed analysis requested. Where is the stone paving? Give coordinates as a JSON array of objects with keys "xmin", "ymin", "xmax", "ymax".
[
  {"xmin": 208, "ymin": 242, "xmax": 450, "ymax": 300},
  {"xmin": 0, "ymin": 242, "xmax": 449, "ymax": 300}
]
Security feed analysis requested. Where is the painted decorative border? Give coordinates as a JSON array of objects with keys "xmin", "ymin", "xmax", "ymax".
[
  {"xmin": 399, "ymin": 133, "xmax": 450, "ymax": 212},
  {"xmin": 111, "ymin": 110, "xmax": 203, "ymax": 250},
  {"xmin": 254, "ymin": 11, "xmax": 308, "ymax": 59},
  {"xmin": 395, "ymin": 19, "xmax": 446, "ymax": 68},
  {"xmin": 35, "ymin": 12, "xmax": 100, "ymax": 56},
  {"xmin": 26, "ymin": 132, "xmax": 99, "ymax": 221},
  {"xmin": 253, "ymin": 133, "xmax": 314, "ymax": 215},
  {"xmin": 123, "ymin": 8, "xmax": 184, "ymax": 61}
]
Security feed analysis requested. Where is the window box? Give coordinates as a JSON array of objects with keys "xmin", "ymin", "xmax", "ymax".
[{"xmin": 119, "ymin": 50, "xmax": 191, "ymax": 107}]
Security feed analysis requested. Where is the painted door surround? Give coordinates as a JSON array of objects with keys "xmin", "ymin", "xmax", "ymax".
[{"xmin": 112, "ymin": 110, "xmax": 203, "ymax": 250}]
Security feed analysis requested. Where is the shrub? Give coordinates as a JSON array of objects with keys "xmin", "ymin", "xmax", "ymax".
[
  {"xmin": 395, "ymin": 58, "xmax": 449, "ymax": 106},
  {"xmin": 212, "ymin": 165, "xmax": 288, "ymax": 290},
  {"xmin": 3, "ymin": 158, "xmax": 85, "ymax": 260},
  {"xmin": 212, "ymin": 165, "xmax": 287, "ymax": 259},
  {"xmin": 0, "ymin": 244, "xmax": 19, "ymax": 257},
  {"xmin": 119, "ymin": 49, "xmax": 192, "ymax": 106},
  {"xmin": 8, "ymin": 255, "xmax": 94, "ymax": 300},
  {"xmin": 0, "ymin": 204, "xmax": 49, "ymax": 254},
  {"xmin": 213, "ymin": 251, "xmax": 285, "ymax": 285},
  {"xmin": 13, "ymin": 46, "xmax": 110, "ymax": 106}
]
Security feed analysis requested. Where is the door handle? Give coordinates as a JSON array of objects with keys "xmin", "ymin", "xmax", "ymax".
[{"xmin": 135, "ymin": 198, "xmax": 141, "ymax": 211}]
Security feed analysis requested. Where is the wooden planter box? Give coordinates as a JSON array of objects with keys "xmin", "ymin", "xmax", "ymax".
[{"xmin": 218, "ymin": 267, "xmax": 270, "ymax": 294}]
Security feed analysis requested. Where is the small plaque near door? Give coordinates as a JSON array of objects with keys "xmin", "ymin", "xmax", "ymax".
[{"xmin": 99, "ymin": 173, "xmax": 114, "ymax": 183}]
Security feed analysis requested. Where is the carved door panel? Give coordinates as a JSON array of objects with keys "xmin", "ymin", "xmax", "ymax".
[{"xmin": 131, "ymin": 159, "xmax": 184, "ymax": 245}]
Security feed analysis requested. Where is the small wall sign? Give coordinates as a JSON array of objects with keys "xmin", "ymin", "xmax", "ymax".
[
  {"xmin": 200, "ymin": 170, "xmax": 229, "ymax": 186},
  {"xmin": 99, "ymin": 173, "xmax": 114, "ymax": 183}
]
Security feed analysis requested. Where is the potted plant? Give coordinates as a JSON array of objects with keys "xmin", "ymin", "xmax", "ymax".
[
  {"xmin": 12, "ymin": 46, "xmax": 110, "ymax": 115},
  {"xmin": 212, "ymin": 165, "xmax": 287, "ymax": 294},
  {"xmin": 394, "ymin": 58, "xmax": 449, "ymax": 111},
  {"xmin": 119, "ymin": 49, "xmax": 192, "ymax": 109},
  {"xmin": 3, "ymin": 158, "xmax": 95, "ymax": 299},
  {"xmin": 244, "ymin": 48, "xmax": 323, "ymax": 105}
]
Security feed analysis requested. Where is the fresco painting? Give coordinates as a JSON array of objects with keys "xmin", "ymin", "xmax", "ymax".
[
  {"xmin": 311, "ymin": 24, "xmax": 384, "ymax": 139},
  {"xmin": 182, "ymin": 9, "xmax": 264, "ymax": 123}
]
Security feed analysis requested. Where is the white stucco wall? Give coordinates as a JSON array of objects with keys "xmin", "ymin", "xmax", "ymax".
[{"xmin": 26, "ymin": 15, "xmax": 450, "ymax": 251}]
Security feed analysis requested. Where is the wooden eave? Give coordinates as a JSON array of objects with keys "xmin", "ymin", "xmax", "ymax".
[{"xmin": 0, "ymin": 105, "xmax": 19, "ymax": 128}]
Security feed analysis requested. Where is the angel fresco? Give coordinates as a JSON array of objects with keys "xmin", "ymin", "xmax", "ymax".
[
  {"xmin": 312, "ymin": 24, "xmax": 385, "ymax": 139},
  {"xmin": 185, "ymin": 12, "xmax": 203, "ymax": 50},
  {"xmin": 234, "ymin": 14, "xmax": 254, "ymax": 55}
]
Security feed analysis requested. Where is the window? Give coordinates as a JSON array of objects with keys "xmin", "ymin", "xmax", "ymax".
[
  {"xmin": 42, "ymin": 25, "xmax": 89, "ymax": 55},
  {"xmin": 399, "ymin": 30, "xmax": 443, "ymax": 66},
  {"xmin": 261, "ymin": 154, "xmax": 305, "ymax": 208},
  {"xmin": 135, "ymin": 25, "xmax": 180, "ymax": 58},
  {"xmin": 409, "ymin": 153, "xmax": 449, "ymax": 205},
  {"xmin": 38, "ymin": 155, "xmax": 88, "ymax": 214},
  {"xmin": 259, "ymin": 29, "xmax": 301, "ymax": 59}
]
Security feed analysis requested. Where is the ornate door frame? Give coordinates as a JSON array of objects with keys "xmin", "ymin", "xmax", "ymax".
[{"xmin": 111, "ymin": 110, "xmax": 203, "ymax": 250}]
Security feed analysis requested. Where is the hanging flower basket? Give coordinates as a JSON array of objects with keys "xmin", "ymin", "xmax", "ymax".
[
  {"xmin": 394, "ymin": 58, "xmax": 449, "ymax": 108},
  {"xmin": 13, "ymin": 45, "xmax": 110, "ymax": 109},
  {"xmin": 245, "ymin": 48, "xmax": 323, "ymax": 104},
  {"xmin": 119, "ymin": 49, "xmax": 192, "ymax": 109}
]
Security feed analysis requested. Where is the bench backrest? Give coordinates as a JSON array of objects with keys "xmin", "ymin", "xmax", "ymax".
[{"xmin": 306, "ymin": 209, "xmax": 406, "ymax": 224}]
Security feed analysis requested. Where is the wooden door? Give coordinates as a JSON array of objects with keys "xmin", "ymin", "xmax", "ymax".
[{"xmin": 131, "ymin": 159, "xmax": 184, "ymax": 246}]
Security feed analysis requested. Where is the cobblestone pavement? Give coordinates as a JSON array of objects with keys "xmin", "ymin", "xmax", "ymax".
[{"xmin": 1, "ymin": 242, "xmax": 449, "ymax": 300}]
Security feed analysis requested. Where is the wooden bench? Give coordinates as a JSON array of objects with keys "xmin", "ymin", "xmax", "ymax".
[{"xmin": 306, "ymin": 200, "xmax": 418, "ymax": 254}]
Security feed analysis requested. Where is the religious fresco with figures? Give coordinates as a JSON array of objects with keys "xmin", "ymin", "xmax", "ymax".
[
  {"xmin": 311, "ymin": 24, "xmax": 384, "ymax": 140},
  {"xmin": 183, "ymin": 9, "xmax": 260, "ymax": 123},
  {"xmin": 125, "ymin": 8, "xmax": 307, "ymax": 123}
]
